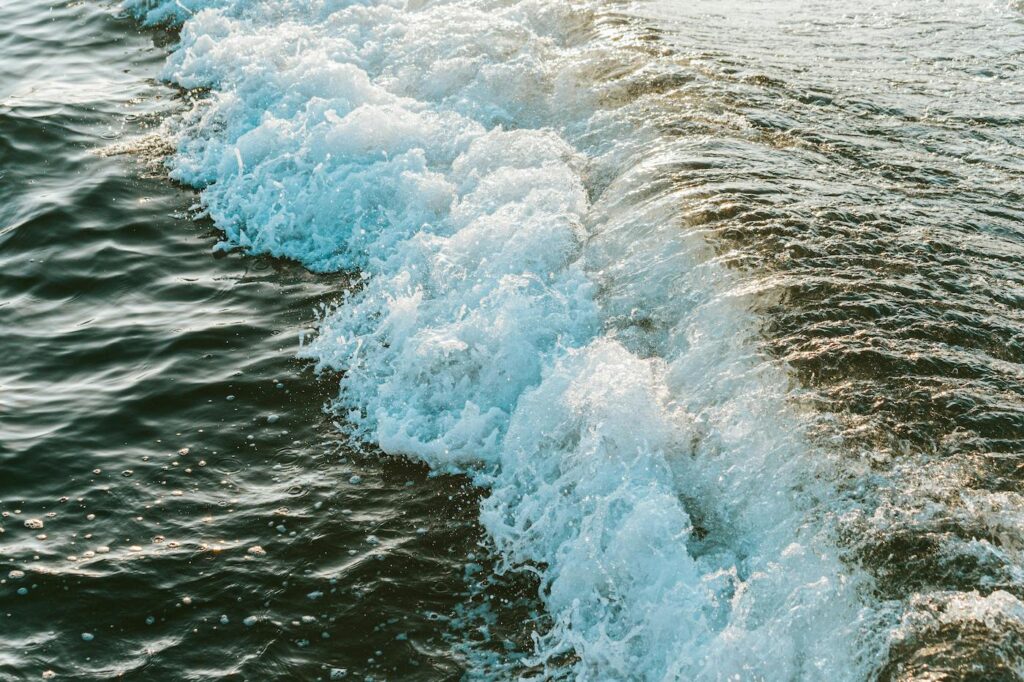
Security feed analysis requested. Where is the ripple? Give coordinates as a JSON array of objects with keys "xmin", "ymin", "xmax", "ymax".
[{"xmin": 0, "ymin": 2, "xmax": 493, "ymax": 679}]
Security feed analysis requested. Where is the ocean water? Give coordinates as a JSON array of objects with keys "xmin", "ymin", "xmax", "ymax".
[
  {"xmin": 3, "ymin": 0, "xmax": 1024, "ymax": 679},
  {"xmin": 0, "ymin": 2, "xmax": 527, "ymax": 679}
]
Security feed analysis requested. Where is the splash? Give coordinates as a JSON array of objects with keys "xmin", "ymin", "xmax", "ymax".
[{"xmin": 125, "ymin": 0, "xmax": 890, "ymax": 677}]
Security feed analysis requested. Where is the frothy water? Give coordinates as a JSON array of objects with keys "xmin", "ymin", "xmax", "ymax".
[
  {"xmin": 5, "ymin": 0, "xmax": 1024, "ymax": 678},
  {"xmin": 1, "ymin": 2, "xmax": 529, "ymax": 679},
  {"xmin": 121, "ymin": 0, "xmax": 895, "ymax": 677},
  {"xmin": 635, "ymin": 1, "xmax": 1024, "ymax": 678}
]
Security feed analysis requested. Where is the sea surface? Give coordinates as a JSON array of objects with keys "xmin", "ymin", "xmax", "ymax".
[{"xmin": 2, "ymin": 0, "xmax": 1024, "ymax": 680}]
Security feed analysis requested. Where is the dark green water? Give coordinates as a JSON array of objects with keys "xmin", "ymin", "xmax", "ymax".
[
  {"xmin": 6, "ymin": 0, "xmax": 1024, "ymax": 680},
  {"xmin": 0, "ymin": 3, "xmax": 534, "ymax": 679}
]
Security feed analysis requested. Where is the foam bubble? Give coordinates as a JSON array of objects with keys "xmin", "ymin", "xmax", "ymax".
[{"xmin": 126, "ymin": 0, "xmax": 888, "ymax": 677}]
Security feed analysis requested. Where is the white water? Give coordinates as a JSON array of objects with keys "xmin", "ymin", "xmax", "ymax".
[{"xmin": 125, "ymin": 0, "xmax": 892, "ymax": 677}]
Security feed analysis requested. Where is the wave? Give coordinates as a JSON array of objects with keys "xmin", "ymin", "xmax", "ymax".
[{"xmin": 124, "ymin": 0, "xmax": 892, "ymax": 677}]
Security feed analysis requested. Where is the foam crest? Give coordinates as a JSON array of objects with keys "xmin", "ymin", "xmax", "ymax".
[{"xmin": 127, "ymin": 0, "xmax": 888, "ymax": 677}]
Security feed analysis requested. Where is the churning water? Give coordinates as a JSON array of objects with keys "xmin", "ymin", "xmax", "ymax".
[{"xmin": 3, "ymin": 0, "xmax": 1024, "ymax": 679}]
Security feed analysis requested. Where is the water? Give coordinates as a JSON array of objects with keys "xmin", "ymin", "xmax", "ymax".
[
  {"xmin": 0, "ymin": 2, "xmax": 534, "ymax": 679},
  {"xmin": 635, "ymin": 2, "xmax": 1024, "ymax": 677},
  {"xmin": 3, "ymin": 0, "xmax": 1024, "ymax": 680}
]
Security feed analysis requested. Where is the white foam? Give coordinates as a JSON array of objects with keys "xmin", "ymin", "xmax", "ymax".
[{"xmin": 126, "ymin": 0, "xmax": 890, "ymax": 677}]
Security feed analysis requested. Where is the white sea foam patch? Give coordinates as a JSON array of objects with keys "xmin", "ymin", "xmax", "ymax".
[{"xmin": 127, "ymin": 0, "xmax": 889, "ymax": 677}]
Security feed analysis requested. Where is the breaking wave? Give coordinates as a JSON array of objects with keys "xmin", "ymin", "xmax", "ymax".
[{"xmin": 124, "ymin": 0, "xmax": 893, "ymax": 677}]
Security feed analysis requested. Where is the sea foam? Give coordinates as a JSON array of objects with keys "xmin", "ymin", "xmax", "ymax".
[{"xmin": 125, "ymin": 0, "xmax": 889, "ymax": 677}]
